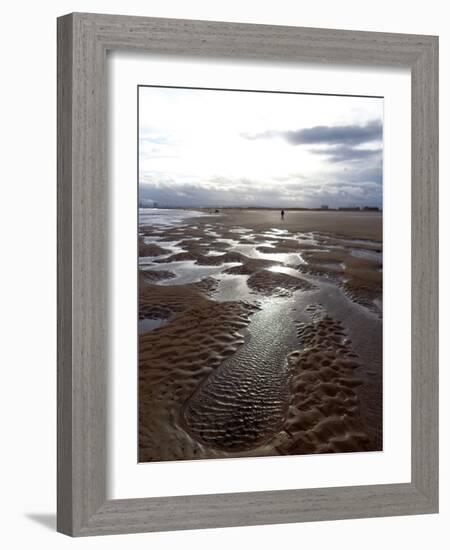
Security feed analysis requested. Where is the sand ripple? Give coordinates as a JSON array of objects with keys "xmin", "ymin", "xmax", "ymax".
[
  {"xmin": 139, "ymin": 282, "xmax": 258, "ymax": 462},
  {"xmin": 276, "ymin": 315, "xmax": 371, "ymax": 455},
  {"xmin": 182, "ymin": 300, "xmax": 297, "ymax": 451}
]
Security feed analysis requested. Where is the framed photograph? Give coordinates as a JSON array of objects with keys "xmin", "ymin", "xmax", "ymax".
[{"xmin": 57, "ymin": 13, "xmax": 438, "ymax": 536}]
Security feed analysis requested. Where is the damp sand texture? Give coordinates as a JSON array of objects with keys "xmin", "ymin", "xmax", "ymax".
[{"xmin": 138, "ymin": 208, "xmax": 382, "ymax": 462}]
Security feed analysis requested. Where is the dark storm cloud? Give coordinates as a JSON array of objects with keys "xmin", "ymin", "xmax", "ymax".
[
  {"xmin": 283, "ymin": 120, "xmax": 382, "ymax": 146},
  {"xmin": 244, "ymin": 120, "xmax": 382, "ymax": 147},
  {"xmin": 310, "ymin": 145, "xmax": 382, "ymax": 163}
]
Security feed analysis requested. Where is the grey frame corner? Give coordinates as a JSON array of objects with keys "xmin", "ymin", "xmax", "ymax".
[{"xmin": 57, "ymin": 12, "xmax": 438, "ymax": 536}]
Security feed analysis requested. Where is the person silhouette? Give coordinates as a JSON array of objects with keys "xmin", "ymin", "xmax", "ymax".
[{"xmin": 281, "ymin": 209, "xmax": 285, "ymax": 220}]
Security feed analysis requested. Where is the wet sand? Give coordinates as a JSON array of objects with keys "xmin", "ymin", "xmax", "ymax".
[{"xmin": 138, "ymin": 208, "xmax": 382, "ymax": 462}]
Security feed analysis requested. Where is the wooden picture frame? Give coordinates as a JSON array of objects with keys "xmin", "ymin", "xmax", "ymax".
[{"xmin": 57, "ymin": 12, "xmax": 438, "ymax": 536}]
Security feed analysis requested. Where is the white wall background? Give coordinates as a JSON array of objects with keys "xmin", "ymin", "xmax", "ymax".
[{"xmin": 0, "ymin": 1, "xmax": 447, "ymax": 548}]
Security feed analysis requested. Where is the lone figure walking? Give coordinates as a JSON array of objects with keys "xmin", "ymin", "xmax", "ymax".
[{"xmin": 281, "ymin": 209, "xmax": 285, "ymax": 220}]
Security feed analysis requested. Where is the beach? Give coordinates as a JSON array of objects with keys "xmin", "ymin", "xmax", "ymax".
[{"xmin": 138, "ymin": 208, "xmax": 382, "ymax": 462}]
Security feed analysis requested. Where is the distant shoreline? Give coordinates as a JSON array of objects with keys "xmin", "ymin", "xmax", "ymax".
[{"xmin": 139, "ymin": 206, "xmax": 382, "ymax": 212}]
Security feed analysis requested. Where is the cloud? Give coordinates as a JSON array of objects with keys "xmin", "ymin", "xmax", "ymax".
[
  {"xmin": 244, "ymin": 120, "xmax": 382, "ymax": 147},
  {"xmin": 310, "ymin": 145, "xmax": 382, "ymax": 163},
  {"xmin": 139, "ymin": 175, "xmax": 382, "ymax": 209},
  {"xmin": 139, "ymin": 132, "xmax": 173, "ymax": 145}
]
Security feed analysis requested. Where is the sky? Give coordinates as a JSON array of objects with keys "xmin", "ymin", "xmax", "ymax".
[{"xmin": 139, "ymin": 86, "xmax": 383, "ymax": 208}]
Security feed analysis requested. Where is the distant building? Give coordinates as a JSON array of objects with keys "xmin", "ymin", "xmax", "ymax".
[
  {"xmin": 362, "ymin": 206, "xmax": 380, "ymax": 211},
  {"xmin": 320, "ymin": 205, "xmax": 329, "ymax": 210}
]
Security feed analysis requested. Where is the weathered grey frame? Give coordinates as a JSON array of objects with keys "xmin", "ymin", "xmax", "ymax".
[{"xmin": 57, "ymin": 12, "xmax": 439, "ymax": 537}]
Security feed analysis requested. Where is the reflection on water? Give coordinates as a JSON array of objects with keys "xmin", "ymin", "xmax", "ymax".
[
  {"xmin": 267, "ymin": 265, "xmax": 304, "ymax": 277},
  {"xmin": 216, "ymin": 238, "xmax": 240, "ymax": 247},
  {"xmin": 139, "ymin": 240, "xmax": 185, "ymax": 263},
  {"xmin": 182, "ymin": 295, "xmax": 300, "ymax": 450},
  {"xmin": 262, "ymin": 228, "xmax": 290, "ymax": 236},
  {"xmin": 142, "ymin": 260, "xmax": 242, "ymax": 285},
  {"xmin": 231, "ymin": 243, "xmax": 305, "ymax": 266},
  {"xmin": 335, "ymin": 237, "xmax": 381, "ymax": 247},
  {"xmin": 229, "ymin": 227, "xmax": 253, "ymax": 234},
  {"xmin": 138, "ymin": 208, "xmax": 380, "ymax": 320},
  {"xmin": 139, "ymin": 317, "xmax": 170, "ymax": 334},
  {"xmin": 139, "ymin": 208, "xmax": 205, "ymax": 226},
  {"xmin": 350, "ymin": 248, "xmax": 382, "ymax": 261},
  {"xmin": 205, "ymin": 250, "xmax": 226, "ymax": 257},
  {"xmin": 212, "ymin": 273, "xmax": 255, "ymax": 303}
]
